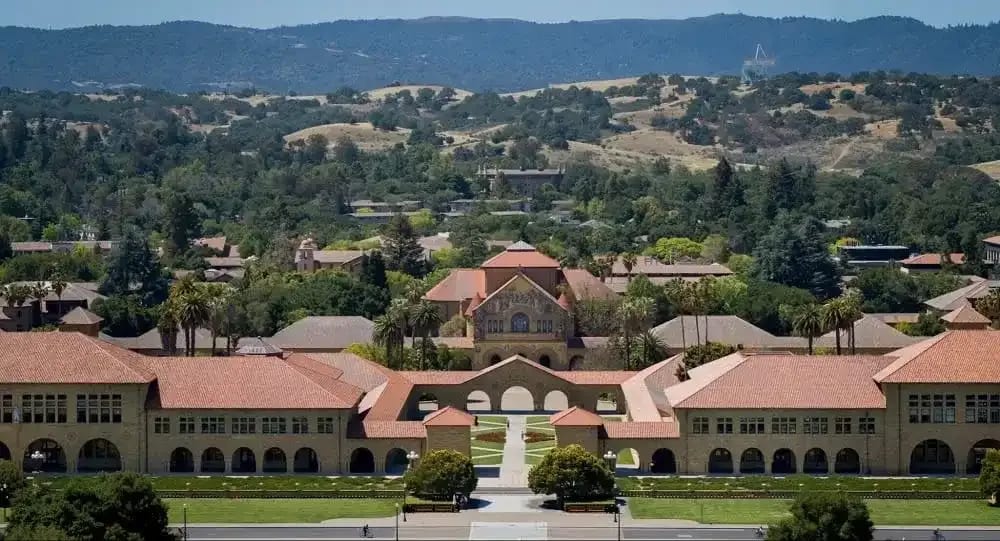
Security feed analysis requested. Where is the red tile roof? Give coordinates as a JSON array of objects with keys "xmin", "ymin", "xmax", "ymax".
[
  {"xmin": 144, "ymin": 355, "xmax": 362, "ymax": 409},
  {"xmin": 941, "ymin": 304, "xmax": 991, "ymax": 324},
  {"xmin": 984, "ymin": 236, "xmax": 1000, "ymax": 246},
  {"xmin": 481, "ymin": 246, "xmax": 560, "ymax": 268},
  {"xmin": 560, "ymin": 371, "xmax": 636, "ymax": 385},
  {"xmin": 350, "ymin": 420, "xmax": 427, "ymax": 439},
  {"xmin": 550, "ymin": 406, "xmax": 604, "ymax": 426},
  {"xmin": 672, "ymin": 354, "xmax": 894, "ymax": 409},
  {"xmin": 602, "ymin": 421, "xmax": 680, "ymax": 439},
  {"xmin": 561, "ymin": 269, "xmax": 618, "ymax": 300},
  {"xmin": 401, "ymin": 371, "xmax": 473, "ymax": 384},
  {"xmin": 901, "ymin": 253, "xmax": 965, "ymax": 266},
  {"xmin": 875, "ymin": 330, "xmax": 1000, "ymax": 383},
  {"xmin": 0, "ymin": 333, "xmax": 153, "ymax": 384},
  {"xmin": 423, "ymin": 269, "xmax": 486, "ymax": 302},
  {"xmin": 423, "ymin": 406, "xmax": 475, "ymax": 426}
]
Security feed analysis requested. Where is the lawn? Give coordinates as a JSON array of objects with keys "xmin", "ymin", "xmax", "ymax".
[
  {"xmin": 165, "ymin": 498, "xmax": 399, "ymax": 523},
  {"xmin": 471, "ymin": 415, "xmax": 507, "ymax": 466},
  {"xmin": 38, "ymin": 475, "xmax": 402, "ymax": 491},
  {"xmin": 523, "ymin": 417, "xmax": 556, "ymax": 466},
  {"xmin": 616, "ymin": 449, "xmax": 636, "ymax": 466},
  {"xmin": 617, "ymin": 475, "xmax": 978, "ymax": 493},
  {"xmin": 526, "ymin": 416, "xmax": 553, "ymax": 426},
  {"xmin": 627, "ymin": 498, "xmax": 1000, "ymax": 526}
]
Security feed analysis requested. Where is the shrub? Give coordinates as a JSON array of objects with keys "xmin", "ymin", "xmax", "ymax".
[
  {"xmin": 404, "ymin": 449, "xmax": 477, "ymax": 500},
  {"xmin": 0, "ymin": 459, "xmax": 26, "ymax": 507},
  {"xmin": 528, "ymin": 444, "xmax": 615, "ymax": 505},
  {"xmin": 979, "ymin": 449, "xmax": 1000, "ymax": 504},
  {"xmin": 767, "ymin": 492, "xmax": 873, "ymax": 541}
]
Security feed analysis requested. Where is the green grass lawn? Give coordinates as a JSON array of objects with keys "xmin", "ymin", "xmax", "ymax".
[
  {"xmin": 616, "ymin": 449, "xmax": 636, "ymax": 466},
  {"xmin": 165, "ymin": 498, "xmax": 399, "ymax": 523},
  {"xmin": 526, "ymin": 416, "xmax": 552, "ymax": 426},
  {"xmin": 617, "ymin": 475, "xmax": 978, "ymax": 493},
  {"xmin": 475, "ymin": 415, "xmax": 508, "ymax": 426},
  {"xmin": 627, "ymin": 498, "xmax": 1000, "ymax": 526},
  {"xmin": 38, "ymin": 475, "xmax": 402, "ymax": 491}
]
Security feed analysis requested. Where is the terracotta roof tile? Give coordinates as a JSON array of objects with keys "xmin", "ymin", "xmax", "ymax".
[
  {"xmin": 481, "ymin": 246, "xmax": 560, "ymax": 268},
  {"xmin": 0, "ymin": 333, "xmax": 152, "ymax": 384},
  {"xmin": 612, "ymin": 256, "xmax": 733, "ymax": 277},
  {"xmin": 423, "ymin": 406, "xmax": 475, "ymax": 426},
  {"xmin": 602, "ymin": 421, "xmax": 680, "ymax": 439},
  {"xmin": 561, "ymin": 269, "xmax": 618, "ymax": 300},
  {"xmin": 350, "ymin": 420, "xmax": 426, "ymax": 439},
  {"xmin": 984, "ymin": 236, "xmax": 1000, "ymax": 246},
  {"xmin": 560, "ymin": 371, "xmax": 635, "ymax": 385},
  {"xmin": 875, "ymin": 330, "xmax": 1000, "ymax": 383},
  {"xmin": 901, "ymin": 253, "xmax": 965, "ymax": 266},
  {"xmin": 550, "ymin": 407, "xmax": 604, "ymax": 426},
  {"xmin": 312, "ymin": 250, "xmax": 366, "ymax": 264},
  {"xmin": 925, "ymin": 280, "xmax": 1000, "ymax": 311},
  {"xmin": 423, "ymin": 269, "xmax": 486, "ymax": 302},
  {"xmin": 941, "ymin": 304, "xmax": 991, "ymax": 324},
  {"xmin": 672, "ymin": 354, "xmax": 893, "ymax": 409},
  {"xmin": 400, "ymin": 371, "xmax": 473, "ymax": 384},
  {"xmin": 307, "ymin": 352, "xmax": 391, "ymax": 393},
  {"xmin": 59, "ymin": 306, "xmax": 103, "ymax": 325}
]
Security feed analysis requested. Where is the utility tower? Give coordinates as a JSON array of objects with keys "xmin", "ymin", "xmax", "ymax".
[{"xmin": 741, "ymin": 44, "xmax": 775, "ymax": 85}]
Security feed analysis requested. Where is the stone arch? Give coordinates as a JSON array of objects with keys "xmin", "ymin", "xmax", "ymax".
[
  {"xmin": 350, "ymin": 448, "xmax": 375, "ymax": 474},
  {"xmin": 739, "ymin": 448, "xmax": 765, "ymax": 474},
  {"xmin": 169, "ymin": 447, "xmax": 194, "ymax": 473},
  {"xmin": 23, "ymin": 439, "xmax": 66, "ymax": 473},
  {"xmin": 910, "ymin": 439, "xmax": 955, "ymax": 474},
  {"xmin": 201, "ymin": 447, "xmax": 225, "ymax": 472},
  {"xmin": 967, "ymin": 439, "xmax": 1000, "ymax": 475},
  {"xmin": 489, "ymin": 354, "xmax": 502, "ymax": 366},
  {"xmin": 294, "ymin": 448, "xmax": 319, "ymax": 473},
  {"xmin": 803, "ymin": 448, "xmax": 828, "ymax": 474},
  {"xmin": 232, "ymin": 447, "xmax": 256, "ymax": 473},
  {"xmin": 77, "ymin": 438, "xmax": 122, "ymax": 473},
  {"xmin": 834, "ymin": 448, "xmax": 861, "ymax": 474},
  {"xmin": 708, "ymin": 448, "xmax": 733, "ymax": 474},
  {"xmin": 510, "ymin": 312, "xmax": 530, "ymax": 333},
  {"xmin": 651, "ymin": 448, "xmax": 677, "ymax": 474},
  {"xmin": 263, "ymin": 447, "xmax": 287, "ymax": 473},
  {"xmin": 772, "ymin": 448, "xmax": 796, "ymax": 474},
  {"xmin": 538, "ymin": 355, "xmax": 552, "ymax": 368},
  {"xmin": 543, "ymin": 390, "xmax": 569, "ymax": 412},
  {"xmin": 386, "ymin": 448, "xmax": 409, "ymax": 474},
  {"xmin": 569, "ymin": 355, "xmax": 585, "ymax": 371},
  {"xmin": 500, "ymin": 386, "xmax": 535, "ymax": 412},
  {"xmin": 0, "ymin": 441, "xmax": 10, "ymax": 461},
  {"xmin": 467, "ymin": 390, "xmax": 491, "ymax": 412}
]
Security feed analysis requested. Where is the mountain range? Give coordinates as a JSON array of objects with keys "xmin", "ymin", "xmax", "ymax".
[{"xmin": 2, "ymin": 14, "xmax": 1000, "ymax": 93}]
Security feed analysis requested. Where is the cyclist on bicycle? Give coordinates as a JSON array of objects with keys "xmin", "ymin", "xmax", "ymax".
[{"xmin": 361, "ymin": 524, "xmax": 370, "ymax": 538}]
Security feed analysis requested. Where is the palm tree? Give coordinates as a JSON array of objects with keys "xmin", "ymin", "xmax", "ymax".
[
  {"xmin": 621, "ymin": 252, "xmax": 638, "ymax": 284},
  {"xmin": 617, "ymin": 296, "xmax": 654, "ymax": 369},
  {"xmin": 374, "ymin": 299, "xmax": 410, "ymax": 369},
  {"xmin": 3, "ymin": 285, "xmax": 29, "ymax": 308},
  {"xmin": 637, "ymin": 330, "xmax": 668, "ymax": 370},
  {"xmin": 175, "ymin": 289, "xmax": 211, "ymax": 356},
  {"xmin": 202, "ymin": 284, "xmax": 229, "ymax": 356},
  {"xmin": 976, "ymin": 289, "xmax": 1000, "ymax": 328},
  {"xmin": 50, "ymin": 277, "xmax": 67, "ymax": 317},
  {"xmin": 664, "ymin": 279, "xmax": 688, "ymax": 351},
  {"xmin": 842, "ymin": 290, "xmax": 864, "ymax": 354},
  {"xmin": 410, "ymin": 301, "xmax": 443, "ymax": 370},
  {"xmin": 157, "ymin": 304, "xmax": 180, "ymax": 355},
  {"xmin": 821, "ymin": 298, "xmax": 851, "ymax": 355},
  {"xmin": 791, "ymin": 303, "xmax": 825, "ymax": 355}
]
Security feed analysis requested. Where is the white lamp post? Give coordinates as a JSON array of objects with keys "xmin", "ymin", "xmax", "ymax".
[{"xmin": 403, "ymin": 451, "xmax": 419, "ymax": 522}]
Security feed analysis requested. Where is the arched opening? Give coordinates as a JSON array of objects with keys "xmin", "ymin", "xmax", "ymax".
[
  {"xmin": 467, "ymin": 390, "xmax": 491, "ymax": 412},
  {"xmin": 350, "ymin": 448, "xmax": 375, "ymax": 474},
  {"xmin": 77, "ymin": 438, "xmax": 121, "ymax": 473},
  {"xmin": 803, "ymin": 448, "xmax": 828, "ymax": 474},
  {"xmin": 708, "ymin": 448, "xmax": 734, "ymax": 474},
  {"xmin": 651, "ymin": 448, "xmax": 677, "ymax": 474},
  {"xmin": 538, "ymin": 355, "xmax": 552, "ymax": 368},
  {"xmin": 169, "ymin": 448, "xmax": 194, "ymax": 473},
  {"xmin": 489, "ymin": 355, "xmax": 502, "ymax": 366},
  {"xmin": 201, "ymin": 447, "xmax": 225, "ymax": 473},
  {"xmin": 232, "ymin": 447, "xmax": 256, "ymax": 473},
  {"xmin": 772, "ymin": 448, "xmax": 796, "ymax": 474},
  {"xmin": 543, "ymin": 390, "xmax": 569, "ymax": 412},
  {"xmin": 569, "ymin": 355, "xmax": 585, "ymax": 371},
  {"xmin": 23, "ymin": 439, "xmax": 66, "ymax": 473},
  {"xmin": 263, "ymin": 447, "xmax": 287, "ymax": 473},
  {"xmin": 969, "ymin": 439, "xmax": 1000, "ymax": 475},
  {"xmin": 910, "ymin": 439, "xmax": 955, "ymax": 474},
  {"xmin": 417, "ymin": 392, "xmax": 440, "ymax": 412},
  {"xmin": 511, "ymin": 312, "xmax": 530, "ymax": 333},
  {"xmin": 616, "ymin": 448, "xmax": 639, "ymax": 473},
  {"xmin": 739, "ymin": 448, "xmax": 765, "ymax": 474},
  {"xmin": 294, "ymin": 448, "xmax": 319, "ymax": 473},
  {"xmin": 501, "ymin": 386, "xmax": 535, "ymax": 412},
  {"xmin": 386, "ymin": 448, "xmax": 409, "ymax": 474},
  {"xmin": 834, "ymin": 448, "xmax": 861, "ymax": 474},
  {"xmin": 0, "ymin": 442, "xmax": 10, "ymax": 461},
  {"xmin": 596, "ymin": 392, "xmax": 618, "ymax": 413}
]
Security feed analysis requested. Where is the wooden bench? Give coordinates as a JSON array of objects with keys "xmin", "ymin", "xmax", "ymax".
[{"xmin": 564, "ymin": 502, "xmax": 615, "ymax": 513}]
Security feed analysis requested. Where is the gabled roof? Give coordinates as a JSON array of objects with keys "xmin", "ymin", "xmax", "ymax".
[
  {"xmin": 942, "ymin": 304, "xmax": 991, "ymax": 324},
  {"xmin": 234, "ymin": 337, "xmax": 283, "ymax": 356},
  {"xmin": 672, "ymin": 353, "xmax": 894, "ymax": 409},
  {"xmin": 423, "ymin": 269, "xmax": 486, "ymax": 302},
  {"xmin": 550, "ymin": 406, "xmax": 604, "ymax": 427},
  {"xmin": 59, "ymin": 306, "xmax": 103, "ymax": 325},
  {"xmin": 102, "ymin": 326, "xmax": 228, "ymax": 351},
  {"xmin": 561, "ymin": 269, "xmax": 618, "ymax": 300},
  {"xmin": 312, "ymin": 250, "xmax": 366, "ymax": 264},
  {"xmin": 901, "ymin": 253, "xmax": 964, "ymax": 266},
  {"xmin": 5, "ymin": 281, "xmax": 106, "ymax": 304},
  {"xmin": 815, "ymin": 315, "xmax": 920, "ymax": 350},
  {"xmin": 267, "ymin": 316, "xmax": 374, "ymax": 350},
  {"xmin": 0, "ymin": 332, "xmax": 153, "ymax": 384},
  {"xmin": 612, "ymin": 256, "xmax": 733, "ymax": 277},
  {"xmin": 925, "ymin": 280, "xmax": 1000, "ymax": 311},
  {"xmin": 650, "ymin": 315, "xmax": 801, "ymax": 349},
  {"xmin": 423, "ymin": 406, "xmax": 475, "ymax": 427},
  {"xmin": 193, "ymin": 236, "xmax": 227, "ymax": 253},
  {"xmin": 875, "ymin": 330, "xmax": 1000, "ymax": 383},
  {"xmin": 984, "ymin": 235, "xmax": 1000, "ymax": 246},
  {"xmin": 472, "ymin": 273, "xmax": 567, "ymax": 313},
  {"xmin": 481, "ymin": 243, "xmax": 560, "ymax": 268}
]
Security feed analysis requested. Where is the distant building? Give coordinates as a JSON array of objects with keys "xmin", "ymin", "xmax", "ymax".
[
  {"xmin": 478, "ymin": 166, "xmax": 564, "ymax": 197},
  {"xmin": 348, "ymin": 200, "xmax": 423, "ymax": 213},
  {"xmin": 294, "ymin": 239, "xmax": 366, "ymax": 274},
  {"xmin": 605, "ymin": 256, "xmax": 733, "ymax": 294},
  {"xmin": 837, "ymin": 245, "xmax": 911, "ymax": 269},
  {"xmin": 899, "ymin": 253, "xmax": 964, "ymax": 273},
  {"xmin": 983, "ymin": 236, "xmax": 1000, "ymax": 265},
  {"xmin": 11, "ymin": 240, "xmax": 116, "ymax": 256}
]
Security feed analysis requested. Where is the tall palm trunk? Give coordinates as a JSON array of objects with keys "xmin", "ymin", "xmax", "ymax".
[
  {"xmin": 807, "ymin": 335, "xmax": 814, "ymax": 355},
  {"xmin": 694, "ymin": 313, "xmax": 701, "ymax": 346},
  {"xmin": 834, "ymin": 328, "xmax": 842, "ymax": 355}
]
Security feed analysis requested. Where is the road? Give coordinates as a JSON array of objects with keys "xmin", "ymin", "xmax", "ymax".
[{"xmin": 183, "ymin": 525, "xmax": 1000, "ymax": 540}]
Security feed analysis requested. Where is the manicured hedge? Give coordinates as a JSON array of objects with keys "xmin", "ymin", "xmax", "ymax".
[
  {"xmin": 157, "ymin": 489, "xmax": 403, "ymax": 499},
  {"xmin": 619, "ymin": 489, "xmax": 981, "ymax": 500},
  {"xmin": 616, "ymin": 475, "xmax": 978, "ymax": 492}
]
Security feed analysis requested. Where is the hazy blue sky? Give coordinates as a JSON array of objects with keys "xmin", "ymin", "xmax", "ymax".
[{"xmin": 8, "ymin": 0, "xmax": 1000, "ymax": 29}]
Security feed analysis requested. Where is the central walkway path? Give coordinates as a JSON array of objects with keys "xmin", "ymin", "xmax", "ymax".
[{"xmin": 497, "ymin": 414, "xmax": 528, "ymax": 487}]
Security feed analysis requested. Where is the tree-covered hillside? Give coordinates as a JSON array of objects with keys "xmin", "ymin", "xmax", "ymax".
[{"xmin": 4, "ymin": 15, "xmax": 1000, "ymax": 92}]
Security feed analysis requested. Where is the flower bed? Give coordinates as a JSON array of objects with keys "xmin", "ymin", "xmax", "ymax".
[
  {"xmin": 524, "ymin": 431, "xmax": 554, "ymax": 444},
  {"xmin": 474, "ymin": 431, "xmax": 506, "ymax": 444}
]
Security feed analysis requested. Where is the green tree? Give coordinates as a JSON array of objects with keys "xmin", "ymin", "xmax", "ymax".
[
  {"xmin": 709, "ymin": 158, "xmax": 744, "ymax": 217},
  {"xmin": 786, "ymin": 303, "xmax": 825, "ymax": 354},
  {"xmin": 614, "ymin": 296, "xmax": 654, "ymax": 369},
  {"xmin": 403, "ymin": 449, "xmax": 477, "ymax": 500},
  {"xmin": 374, "ymin": 299, "xmax": 409, "ymax": 369},
  {"xmin": 439, "ymin": 314, "xmax": 467, "ymax": 337},
  {"xmin": 0, "ymin": 232, "xmax": 13, "ymax": 263},
  {"xmin": 0, "ymin": 459, "xmax": 26, "ymax": 508},
  {"xmin": 382, "ymin": 214, "xmax": 426, "ymax": 276},
  {"xmin": 162, "ymin": 190, "xmax": 201, "ymax": 258},
  {"xmin": 767, "ymin": 492, "xmax": 873, "ymax": 541},
  {"xmin": 91, "ymin": 295, "xmax": 157, "ymax": 337},
  {"xmin": 821, "ymin": 297, "xmax": 852, "ymax": 355},
  {"xmin": 411, "ymin": 300, "xmax": 443, "ymax": 370},
  {"xmin": 646, "ymin": 237, "xmax": 703, "ymax": 262},
  {"xmin": 750, "ymin": 213, "xmax": 840, "ymax": 299},
  {"xmin": 359, "ymin": 251, "xmax": 388, "ymax": 289},
  {"xmin": 979, "ymin": 449, "xmax": 1000, "ymax": 504},
  {"xmin": 100, "ymin": 228, "xmax": 169, "ymax": 306},
  {"xmin": 4, "ymin": 524, "xmax": 72, "ymax": 540},
  {"xmin": 528, "ymin": 445, "xmax": 615, "ymax": 506}
]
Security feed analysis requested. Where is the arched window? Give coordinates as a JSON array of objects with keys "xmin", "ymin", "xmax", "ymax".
[{"xmin": 510, "ymin": 313, "xmax": 530, "ymax": 333}]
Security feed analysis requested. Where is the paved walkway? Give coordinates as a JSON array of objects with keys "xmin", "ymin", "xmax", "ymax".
[{"xmin": 497, "ymin": 415, "xmax": 528, "ymax": 487}]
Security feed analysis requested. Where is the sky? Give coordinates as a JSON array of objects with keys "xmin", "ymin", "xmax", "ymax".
[{"xmin": 6, "ymin": 0, "xmax": 1000, "ymax": 29}]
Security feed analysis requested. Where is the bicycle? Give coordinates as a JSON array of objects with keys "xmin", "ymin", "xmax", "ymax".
[
  {"xmin": 755, "ymin": 526, "xmax": 766, "ymax": 538},
  {"xmin": 360, "ymin": 525, "xmax": 373, "ymax": 538}
]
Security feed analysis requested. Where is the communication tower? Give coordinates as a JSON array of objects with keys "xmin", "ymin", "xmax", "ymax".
[{"xmin": 741, "ymin": 44, "xmax": 775, "ymax": 85}]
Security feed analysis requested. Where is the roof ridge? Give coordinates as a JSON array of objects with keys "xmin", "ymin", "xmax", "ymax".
[
  {"xmin": 473, "ymin": 273, "xmax": 566, "ymax": 313},
  {"xmin": 87, "ymin": 335, "xmax": 156, "ymax": 382},
  {"xmin": 670, "ymin": 352, "xmax": 750, "ymax": 408}
]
